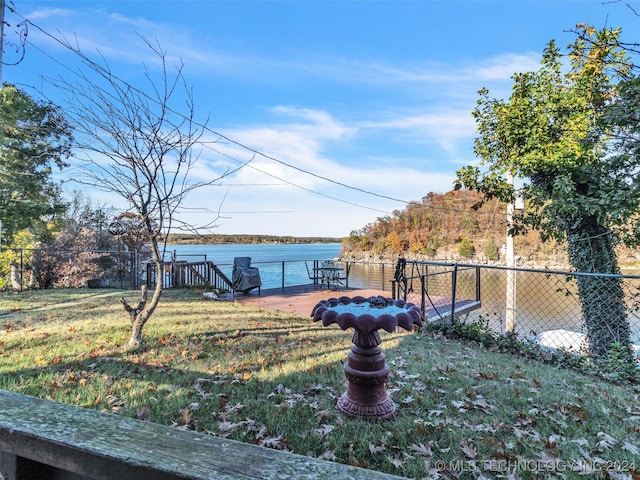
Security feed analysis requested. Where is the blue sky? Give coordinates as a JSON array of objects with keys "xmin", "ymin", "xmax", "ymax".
[{"xmin": 3, "ymin": 1, "xmax": 639, "ymax": 237}]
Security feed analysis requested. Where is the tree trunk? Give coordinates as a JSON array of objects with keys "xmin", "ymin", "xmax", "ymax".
[
  {"xmin": 9, "ymin": 262, "xmax": 21, "ymax": 290},
  {"xmin": 566, "ymin": 221, "xmax": 632, "ymax": 361},
  {"xmin": 120, "ymin": 240, "xmax": 164, "ymax": 349},
  {"xmin": 128, "ymin": 316, "xmax": 145, "ymax": 349},
  {"xmin": 121, "ymin": 285, "xmax": 149, "ymax": 350}
]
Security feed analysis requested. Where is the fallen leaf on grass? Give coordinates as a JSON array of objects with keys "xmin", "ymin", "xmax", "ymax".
[
  {"xmin": 387, "ymin": 454, "xmax": 406, "ymax": 468},
  {"xmin": 409, "ymin": 442, "xmax": 433, "ymax": 457},
  {"xmin": 315, "ymin": 409, "xmax": 332, "ymax": 421},
  {"xmin": 622, "ymin": 440, "xmax": 639, "ymax": 455},
  {"xmin": 313, "ymin": 424, "xmax": 335, "ymax": 439},
  {"xmin": 318, "ymin": 450, "xmax": 336, "ymax": 461},
  {"xmin": 596, "ymin": 431, "xmax": 618, "ymax": 452},
  {"xmin": 369, "ymin": 443, "xmax": 385, "ymax": 454},
  {"xmin": 348, "ymin": 443, "xmax": 368, "ymax": 469},
  {"xmin": 402, "ymin": 395, "xmax": 415, "ymax": 405},
  {"xmin": 304, "ymin": 383, "xmax": 324, "ymax": 394},
  {"xmin": 474, "ymin": 371, "xmax": 500, "ymax": 381},
  {"xmin": 193, "ymin": 378, "xmax": 212, "ymax": 399},
  {"xmin": 136, "ymin": 405, "xmax": 150, "ymax": 420},
  {"xmin": 460, "ymin": 438, "xmax": 478, "ymax": 459},
  {"xmin": 258, "ymin": 434, "xmax": 290, "ymax": 450},
  {"xmin": 216, "ymin": 421, "xmax": 240, "ymax": 437},
  {"xmin": 177, "ymin": 407, "xmax": 193, "ymax": 427},
  {"xmin": 451, "ymin": 400, "xmax": 468, "ymax": 413}
]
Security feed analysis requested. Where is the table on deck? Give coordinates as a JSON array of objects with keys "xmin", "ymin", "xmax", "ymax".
[{"xmin": 317, "ymin": 265, "xmax": 345, "ymax": 290}]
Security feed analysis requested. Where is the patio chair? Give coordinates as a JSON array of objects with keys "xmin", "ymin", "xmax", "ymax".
[
  {"xmin": 305, "ymin": 261, "xmax": 323, "ymax": 289},
  {"xmin": 232, "ymin": 257, "xmax": 262, "ymax": 295},
  {"xmin": 334, "ymin": 262, "xmax": 351, "ymax": 287}
]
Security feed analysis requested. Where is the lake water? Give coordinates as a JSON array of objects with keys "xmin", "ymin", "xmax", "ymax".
[
  {"xmin": 165, "ymin": 243, "xmax": 345, "ymax": 290},
  {"xmin": 166, "ymin": 243, "xmax": 342, "ymax": 265},
  {"xmin": 163, "ymin": 244, "xmax": 640, "ymax": 346}
]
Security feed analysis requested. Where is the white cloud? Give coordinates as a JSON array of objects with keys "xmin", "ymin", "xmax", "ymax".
[
  {"xmin": 357, "ymin": 108, "xmax": 476, "ymax": 153},
  {"xmin": 16, "ymin": 4, "xmax": 534, "ymax": 236},
  {"xmin": 22, "ymin": 7, "xmax": 74, "ymax": 21},
  {"xmin": 177, "ymin": 106, "xmax": 461, "ymax": 236}
]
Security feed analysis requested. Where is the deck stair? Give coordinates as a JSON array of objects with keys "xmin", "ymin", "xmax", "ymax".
[{"xmin": 147, "ymin": 260, "xmax": 234, "ymax": 291}]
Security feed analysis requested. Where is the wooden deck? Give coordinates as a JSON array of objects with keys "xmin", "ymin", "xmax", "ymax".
[
  {"xmin": 422, "ymin": 297, "xmax": 482, "ymax": 322},
  {"xmin": 231, "ymin": 285, "xmax": 389, "ymax": 317},
  {"xmin": 230, "ymin": 284, "xmax": 480, "ymax": 322}
]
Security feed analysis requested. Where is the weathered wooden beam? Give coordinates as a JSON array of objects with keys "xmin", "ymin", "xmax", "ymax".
[{"xmin": 0, "ymin": 390, "xmax": 406, "ymax": 480}]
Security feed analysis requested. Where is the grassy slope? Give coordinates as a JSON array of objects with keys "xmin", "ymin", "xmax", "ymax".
[{"xmin": 0, "ymin": 289, "xmax": 639, "ymax": 479}]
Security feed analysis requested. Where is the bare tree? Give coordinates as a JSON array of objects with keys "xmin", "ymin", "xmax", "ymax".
[{"xmin": 54, "ymin": 38, "xmax": 230, "ymax": 349}]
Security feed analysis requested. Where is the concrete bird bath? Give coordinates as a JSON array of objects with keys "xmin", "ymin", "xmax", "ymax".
[{"xmin": 311, "ymin": 295, "xmax": 423, "ymax": 420}]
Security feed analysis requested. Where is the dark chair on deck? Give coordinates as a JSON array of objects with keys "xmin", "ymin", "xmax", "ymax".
[
  {"xmin": 334, "ymin": 262, "xmax": 351, "ymax": 288},
  {"xmin": 232, "ymin": 257, "xmax": 261, "ymax": 295},
  {"xmin": 305, "ymin": 261, "xmax": 323, "ymax": 289}
]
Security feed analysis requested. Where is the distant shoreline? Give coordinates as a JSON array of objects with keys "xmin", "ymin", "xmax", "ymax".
[{"xmin": 164, "ymin": 233, "xmax": 344, "ymax": 245}]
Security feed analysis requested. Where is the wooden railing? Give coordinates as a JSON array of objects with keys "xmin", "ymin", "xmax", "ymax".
[
  {"xmin": 0, "ymin": 390, "xmax": 405, "ymax": 480},
  {"xmin": 147, "ymin": 261, "xmax": 233, "ymax": 291}
]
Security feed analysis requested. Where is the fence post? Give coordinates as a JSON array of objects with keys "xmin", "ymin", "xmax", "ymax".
[
  {"xmin": 450, "ymin": 264, "xmax": 458, "ymax": 323},
  {"xmin": 345, "ymin": 261, "xmax": 350, "ymax": 289},
  {"xmin": 134, "ymin": 250, "xmax": 139, "ymax": 289},
  {"xmin": 506, "ymin": 266, "xmax": 516, "ymax": 333},
  {"xmin": 420, "ymin": 275, "xmax": 426, "ymax": 314},
  {"xmin": 20, "ymin": 248, "xmax": 23, "ymax": 292},
  {"xmin": 425, "ymin": 264, "xmax": 429, "ymax": 294}
]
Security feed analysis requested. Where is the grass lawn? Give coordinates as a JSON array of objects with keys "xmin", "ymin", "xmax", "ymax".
[{"xmin": 1, "ymin": 288, "xmax": 639, "ymax": 479}]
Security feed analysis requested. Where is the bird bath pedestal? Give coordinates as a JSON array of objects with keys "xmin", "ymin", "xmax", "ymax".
[{"xmin": 311, "ymin": 295, "xmax": 423, "ymax": 421}]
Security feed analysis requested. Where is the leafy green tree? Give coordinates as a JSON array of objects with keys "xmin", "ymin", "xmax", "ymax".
[
  {"xmin": 457, "ymin": 238, "xmax": 475, "ymax": 259},
  {"xmin": 0, "ymin": 229, "xmax": 37, "ymax": 289},
  {"xmin": 455, "ymin": 26, "xmax": 636, "ymax": 360},
  {"xmin": 599, "ymin": 76, "xmax": 640, "ymax": 246},
  {"xmin": 483, "ymin": 238, "xmax": 500, "ymax": 261},
  {"xmin": 0, "ymin": 84, "xmax": 71, "ymax": 243}
]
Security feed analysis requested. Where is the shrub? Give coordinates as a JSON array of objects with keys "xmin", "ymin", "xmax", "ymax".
[{"xmin": 457, "ymin": 238, "xmax": 475, "ymax": 258}]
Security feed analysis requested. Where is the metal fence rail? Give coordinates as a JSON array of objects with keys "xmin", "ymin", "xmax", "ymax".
[
  {"xmin": 4, "ymin": 246, "xmax": 639, "ymax": 355},
  {"xmin": 0, "ymin": 247, "xmax": 140, "ymax": 290},
  {"xmin": 151, "ymin": 259, "xmax": 398, "ymax": 293},
  {"xmin": 395, "ymin": 260, "xmax": 640, "ymax": 356}
]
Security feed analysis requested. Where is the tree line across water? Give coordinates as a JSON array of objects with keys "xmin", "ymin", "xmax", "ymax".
[{"xmin": 164, "ymin": 234, "xmax": 344, "ymax": 245}]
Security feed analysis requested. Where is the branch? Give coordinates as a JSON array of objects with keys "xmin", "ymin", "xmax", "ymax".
[{"xmin": 120, "ymin": 285, "xmax": 148, "ymax": 316}]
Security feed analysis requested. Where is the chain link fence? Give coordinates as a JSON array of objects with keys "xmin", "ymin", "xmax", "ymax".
[
  {"xmin": 393, "ymin": 260, "xmax": 640, "ymax": 357},
  {"xmin": 0, "ymin": 248, "xmax": 141, "ymax": 291},
  {"xmin": 4, "ymin": 247, "xmax": 640, "ymax": 357}
]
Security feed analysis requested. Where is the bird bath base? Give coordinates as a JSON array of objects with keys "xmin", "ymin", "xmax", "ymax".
[
  {"xmin": 337, "ymin": 337, "xmax": 395, "ymax": 420},
  {"xmin": 311, "ymin": 296, "xmax": 423, "ymax": 421}
]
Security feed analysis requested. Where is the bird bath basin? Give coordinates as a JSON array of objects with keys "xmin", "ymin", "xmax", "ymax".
[{"xmin": 311, "ymin": 295, "xmax": 423, "ymax": 420}]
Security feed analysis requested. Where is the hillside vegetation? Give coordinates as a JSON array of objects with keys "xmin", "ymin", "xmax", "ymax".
[
  {"xmin": 342, "ymin": 191, "xmax": 640, "ymax": 268},
  {"xmin": 343, "ymin": 191, "xmax": 552, "ymax": 263}
]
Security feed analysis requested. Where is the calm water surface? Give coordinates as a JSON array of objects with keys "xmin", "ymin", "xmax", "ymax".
[
  {"xmin": 164, "ymin": 244, "xmax": 640, "ymax": 343},
  {"xmin": 166, "ymin": 243, "xmax": 342, "ymax": 264},
  {"xmin": 165, "ymin": 243, "xmax": 344, "ymax": 290}
]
